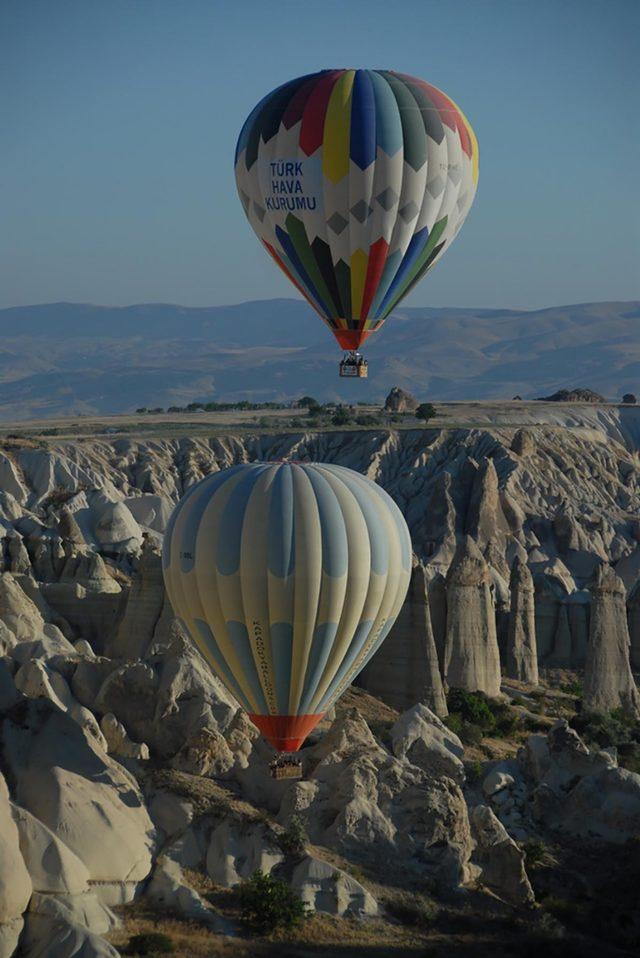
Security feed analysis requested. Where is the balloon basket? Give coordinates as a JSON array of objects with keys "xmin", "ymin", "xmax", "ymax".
[
  {"xmin": 339, "ymin": 352, "xmax": 368, "ymax": 378},
  {"xmin": 269, "ymin": 756, "xmax": 303, "ymax": 780}
]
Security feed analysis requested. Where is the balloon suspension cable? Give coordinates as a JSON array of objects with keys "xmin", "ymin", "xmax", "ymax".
[{"xmin": 339, "ymin": 350, "xmax": 369, "ymax": 379}]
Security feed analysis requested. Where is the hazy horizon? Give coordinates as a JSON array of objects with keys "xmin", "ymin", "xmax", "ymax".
[
  {"xmin": 4, "ymin": 295, "xmax": 639, "ymax": 313},
  {"xmin": 0, "ymin": 299, "xmax": 636, "ymax": 420}
]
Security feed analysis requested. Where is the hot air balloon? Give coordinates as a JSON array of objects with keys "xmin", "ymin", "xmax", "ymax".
[
  {"xmin": 162, "ymin": 462, "xmax": 411, "ymax": 774},
  {"xmin": 235, "ymin": 70, "xmax": 478, "ymax": 378}
]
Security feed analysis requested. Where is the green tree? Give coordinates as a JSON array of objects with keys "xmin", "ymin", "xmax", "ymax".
[
  {"xmin": 446, "ymin": 688, "xmax": 496, "ymax": 731},
  {"xmin": 415, "ymin": 402, "xmax": 436, "ymax": 423},
  {"xmin": 278, "ymin": 814, "xmax": 308, "ymax": 859},
  {"xmin": 297, "ymin": 395, "xmax": 320, "ymax": 411},
  {"xmin": 237, "ymin": 870, "xmax": 310, "ymax": 933},
  {"xmin": 331, "ymin": 404, "xmax": 352, "ymax": 426}
]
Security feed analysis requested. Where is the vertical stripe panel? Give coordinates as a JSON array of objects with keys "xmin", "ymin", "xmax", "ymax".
[
  {"xmin": 322, "ymin": 70, "xmax": 355, "ymax": 183},
  {"xmin": 305, "ymin": 468, "xmax": 371, "ymax": 706},
  {"xmin": 240, "ymin": 465, "xmax": 280, "ymax": 714},
  {"xmin": 350, "ymin": 248, "xmax": 368, "ymax": 320},
  {"xmin": 195, "ymin": 470, "xmax": 265, "ymax": 712},
  {"xmin": 288, "ymin": 467, "xmax": 323, "ymax": 713}
]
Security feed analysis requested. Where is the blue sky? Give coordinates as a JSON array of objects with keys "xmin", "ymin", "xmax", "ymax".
[{"xmin": 1, "ymin": 0, "xmax": 638, "ymax": 310}]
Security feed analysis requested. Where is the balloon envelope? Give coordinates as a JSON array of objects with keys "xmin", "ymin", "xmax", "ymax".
[
  {"xmin": 235, "ymin": 69, "xmax": 478, "ymax": 350},
  {"xmin": 162, "ymin": 462, "xmax": 412, "ymax": 750}
]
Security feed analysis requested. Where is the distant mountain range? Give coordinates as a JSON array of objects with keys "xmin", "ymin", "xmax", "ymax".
[{"xmin": 0, "ymin": 299, "xmax": 638, "ymax": 420}]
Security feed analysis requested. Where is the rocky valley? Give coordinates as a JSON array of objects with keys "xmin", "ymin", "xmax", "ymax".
[{"xmin": 0, "ymin": 404, "xmax": 639, "ymax": 957}]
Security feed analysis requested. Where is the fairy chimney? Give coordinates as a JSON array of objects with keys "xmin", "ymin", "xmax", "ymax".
[
  {"xmin": 583, "ymin": 565, "xmax": 639, "ymax": 717},
  {"xmin": 444, "ymin": 536, "xmax": 501, "ymax": 697},
  {"xmin": 506, "ymin": 557, "xmax": 538, "ymax": 683}
]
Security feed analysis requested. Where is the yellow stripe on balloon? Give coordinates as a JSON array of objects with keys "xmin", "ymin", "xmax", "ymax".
[
  {"xmin": 194, "ymin": 473, "xmax": 262, "ymax": 713},
  {"xmin": 308, "ymin": 467, "xmax": 370, "ymax": 709},
  {"xmin": 288, "ymin": 468, "xmax": 323, "ymax": 713},
  {"xmin": 350, "ymin": 249, "xmax": 368, "ymax": 320},
  {"xmin": 240, "ymin": 466, "xmax": 279, "ymax": 715},
  {"xmin": 449, "ymin": 95, "xmax": 479, "ymax": 185},
  {"xmin": 322, "ymin": 70, "xmax": 355, "ymax": 183}
]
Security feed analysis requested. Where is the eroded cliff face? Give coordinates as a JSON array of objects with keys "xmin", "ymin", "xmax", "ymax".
[
  {"xmin": 2, "ymin": 423, "xmax": 637, "ymax": 561},
  {"xmin": 0, "ymin": 424, "xmax": 639, "ymax": 696},
  {"xmin": 1, "ymin": 424, "xmax": 639, "ymax": 953}
]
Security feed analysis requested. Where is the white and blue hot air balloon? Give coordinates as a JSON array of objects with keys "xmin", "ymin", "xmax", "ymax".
[{"xmin": 162, "ymin": 462, "xmax": 411, "ymax": 754}]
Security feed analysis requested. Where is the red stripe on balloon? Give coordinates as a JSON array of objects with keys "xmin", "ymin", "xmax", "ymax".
[
  {"xmin": 360, "ymin": 237, "xmax": 389, "ymax": 323},
  {"xmin": 282, "ymin": 76, "xmax": 321, "ymax": 130},
  {"xmin": 299, "ymin": 70, "xmax": 343, "ymax": 156},
  {"xmin": 333, "ymin": 328, "xmax": 372, "ymax": 350},
  {"xmin": 262, "ymin": 240, "xmax": 325, "ymax": 320},
  {"xmin": 418, "ymin": 80, "xmax": 472, "ymax": 158},
  {"xmin": 249, "ymin": 713, "xmax": 325, "ymax": 752}
]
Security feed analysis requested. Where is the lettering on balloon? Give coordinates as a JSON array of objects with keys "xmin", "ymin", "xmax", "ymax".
[
  {"xmin": 439, "ymin": 160, "xmax": 460, "ymax": 178},
  {"xmin": 252, "ymin": 618, "xmax": 277, "ymax": 713},
  {"xmin": 264, "ymin": 159, "xmax": 318, "ymax": 212}
]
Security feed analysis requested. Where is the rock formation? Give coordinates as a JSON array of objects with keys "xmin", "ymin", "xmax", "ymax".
[
  {"xmin": 390, "ymin": 704, "xmax": 463, "ymax": 782},
  {"xmin": 443, "ymin": 537, "xmax": 501, "ymax": 697},
  {"xmin": 0, "ymin": 422, "xmax": 638, "ymax": 653},
  {"xmin": 627, "ymin": 579, "xmax": 640, "ymax": 671},
  {"xmin": 361, "ymin": 562, "xmax": 447, "ymax": 715},
  {"xmin": 537, "ymin": 388, "xmax": 605, "ymax": 402},
  {"xmin": 0, "ymin": 421, "xmax": 640, "ymax": 951},
  {"xmin": 94, "ymin": 500, "xmax": 142, "ymax": 553},
  {"xmin": 0, "ymin": 539, "xmax": 638, "ymax": 955},
  {"xmin": 106, "ymin": 539, "xmax": 166, "ymax": 659},
  {"xmin": 0, "ymin": 699, "xmax": 156, "ymax": 902},
  {"xmin": 6, "ymin": 532, "xmax": 31, "ymax": 576},
  {"xmin": 510, "ymin": 428, "xmax": 535, "ymax": 457},
  {"xmin": 546, "ymin": 602, "xmax": 573, "ymax": 668},
  {"xmin": 506, "ymin": 557, "xmax": 538, "ymax": 683},
  {"xmin": 464, "ymin": 457, "xmax": 509, "ymax": 554},
  {"xmin": 0, "ymin": 773, "xmax": 32, "ymax": 955},
  {"xmin": 533, "ymin": 573, "xmax": 567, "ymax": 661},
  {"xmin": 57, "ymin": 507, "xmax": 85, "ymax": 547},
  {"xmin": 384, "ymin": 386, "xmax": 418, "ymax": 413},
  {"xmin": 583, "ymin": 565, "xmax": 640, "ymax": 717},
  {"xmin": 421, "ymin": 473, "xmax": 457, "ymax": 565},
  {"xmin": 520, "ymin": 720, "xmax": 640, "ymax": 844},
  {"xmin": 469, "ymin": 805, "xmax": 534, "ymax": 905},
  {"xmin": 276, "ymin": 708, "xmax": 473, "ymax": 889},
  {"xmin": 100, "ymin": 712, "xmax": 150, "ymax": 760}
]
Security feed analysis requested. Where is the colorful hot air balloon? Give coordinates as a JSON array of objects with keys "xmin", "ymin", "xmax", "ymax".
[
  {"xmin": 235, "ymin": 69, "xmax": 478, "ymax": 376},
  {"xmin": 162, "ymin": 462, "xmax": 412, "ymax": 754}
]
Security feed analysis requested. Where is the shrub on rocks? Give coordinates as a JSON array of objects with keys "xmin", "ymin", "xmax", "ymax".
[
  {"xmin": 445, "ymin": 689, "xmax": 521, "ymax": 742},
  {"xmin": 521, "ymin": 837, "xmax": 547, "ymax": 868},
  {"xmin": 127, "ymin": 931, "xmax": 174, "ymax": 954},
  {"xmin": 571, "ymin": 708, "xmax": 639, "ymax": 749},
  {"xmin": 278, "ymin": 814, "xmax": 308, "ymax": 860},
  {"xmin": 237, "ymin": 869, "xmax": 310, "ymax": 933},
  {"xmin": 386, "ymin": 894, "xmax": 438, "ymax": 927},
  {"xmin": 570, "ymin": 708, "xmax": 640, "ymax": 773},
  {"xmin": 447, "ymin": 688, "xmax": 496, "ymax": 732}
]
